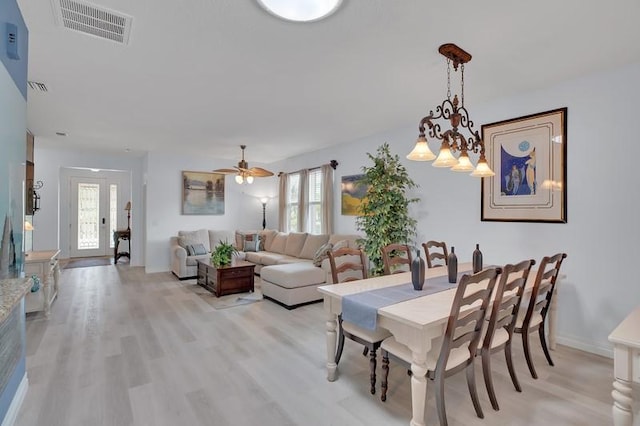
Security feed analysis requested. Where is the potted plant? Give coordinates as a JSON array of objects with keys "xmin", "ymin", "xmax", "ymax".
[
  {"xmin": 211, "ymin": 240, "xmax": 237, "ymax": 267},
  {"xmin": 356, "ymin": 142, "xmax": 419, "ymax": 276}
]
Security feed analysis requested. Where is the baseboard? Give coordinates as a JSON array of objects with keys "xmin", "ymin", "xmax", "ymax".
[
  {"xmin": 1, "ymin": 374, "xmax": 28, "ymax": 426},
  {"xmin": 555, "ymin": 335, "xmax": 613, "ymax": 358}
]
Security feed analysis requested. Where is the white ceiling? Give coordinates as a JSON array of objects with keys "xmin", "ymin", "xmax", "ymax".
[{"xmin": 17, "ymin": 0, "xmax": 640, "ymax": 163}]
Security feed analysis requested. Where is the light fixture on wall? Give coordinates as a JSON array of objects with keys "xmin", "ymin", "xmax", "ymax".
[
  {"xmin": 125, "ymin": 201, "xmax": 131, "ymax": 231},
  {"xmin": 27, "ymin": 180, "xmax": 44, "ymax": 214},
  {"xmin": 407, "ymin": 43, "xmax": 495, "ymax": 177},
  {"xmin": 260, "ymin": 197, "xmax": 269, "ymax": 230}
]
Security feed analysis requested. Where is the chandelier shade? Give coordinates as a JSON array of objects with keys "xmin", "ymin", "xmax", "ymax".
[{"xmin": 407, "ymin": 43, "xmax": 495, "ymax": 177}]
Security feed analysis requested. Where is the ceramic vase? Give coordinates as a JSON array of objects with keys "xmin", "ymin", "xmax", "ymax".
[
  {"xmin": 472, "ymin": 243, "xmax": 483, "ymax": 273},
  {"xmin": 447, "ymin": 246, "xmax": 458, "ymax": 283},
  {"xmin": 411, "ymin": 249, "xmax": 425, "ymax": 290}
]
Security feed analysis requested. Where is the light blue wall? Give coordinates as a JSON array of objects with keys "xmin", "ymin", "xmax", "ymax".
[{"xmin": 0, "ymin": 0, "xmax": 28, "ymax": 422}]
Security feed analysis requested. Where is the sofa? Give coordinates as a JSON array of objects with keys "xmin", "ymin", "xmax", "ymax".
[{"xmin": 170, "ymin": 228, "xmax": 362, "ymax": 308}]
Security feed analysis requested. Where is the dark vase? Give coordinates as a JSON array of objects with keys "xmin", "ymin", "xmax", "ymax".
[
  {"xmin": 411, "ymin": 249, "xmax": 425, "ymax": 290},
  {"xmin": 447, "ymin": 246, "xmax": 458, "ymax": 283},
  {"xmin": 472, "ymin": 243, "xmax": 483, "ymax": 273}
]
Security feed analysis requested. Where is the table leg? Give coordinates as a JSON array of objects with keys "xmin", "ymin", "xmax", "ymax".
[
  {"xmin": 326, "ymin": 311, "xmax": 338, "ymax": 382},
  {"xmin": 612, "ymin": 378, "xmax": 634, "ymax": 426},
  {"xmin": 409, "ymin": 358, "xmax": 429, "ymax": 426}
]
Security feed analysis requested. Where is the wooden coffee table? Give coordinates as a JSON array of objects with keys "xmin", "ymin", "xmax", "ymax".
[{"xmin": 196, "ymin": 258, "xmax": 255, "ymax": 297}]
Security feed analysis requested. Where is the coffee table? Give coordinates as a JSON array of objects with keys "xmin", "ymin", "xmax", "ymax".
[{"xmin": 196, "ymin": 258, "xmax": 255, "ymax": 297}]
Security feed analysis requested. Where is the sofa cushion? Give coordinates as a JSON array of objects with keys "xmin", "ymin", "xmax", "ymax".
[
  {"xmin": 209, "ymin": 230, "xmax": 235, "ymax": 250},
  {"xmin": 276, "ymin": 257, "xmax": 310, "ymax": 264},
  {"xmin": 186, "ymin": 243, "xmax": 207, "ymax": 256},
  {"xmin": 299, "ymin": 234, "xmax": 330, "ymax": 260},
  {"xmin": 284, "ymin": 232, "xmax": 308, "ymax": 257},
  {"xmin": 242, "ymin": 233, "xmax": 260, "ymax": 252},
  {"xmin": 178, "ymin": 229, "xmax": 210, "ymax": 252},
  {"xmin": 260, "ymin": 229, "xmax": 278, "ymax": 251},
  {"xmin": 186, "ymin": 254, "xmax": 210, "ymax": 266},
  {"xmin": 244, "ymin": 251, "xmax": 266, "ymax": 264},
  {"xmin": 261, "ymin": 263, "xmax": 327, "ymax": 289},
  {"xmin": 270, "ymin": 232, "xmax": 288, "ymax": 254},
  {"xmin": 328, "ymin": 234, "xmax": 361, "ymax": 248},
  {"xmin": 312, "ymin": 242, "xmax": 333, "ymax": 266},
  {"xmin": 260, "ymin": 253, "xmax": 293, "ymax": 266}
]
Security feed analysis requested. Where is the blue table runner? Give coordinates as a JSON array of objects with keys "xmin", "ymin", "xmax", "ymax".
[{"xmin": 342, "ymin": 271, "xmax": 470, "ymax": 331}]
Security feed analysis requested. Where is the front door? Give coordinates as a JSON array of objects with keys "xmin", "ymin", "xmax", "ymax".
[{"xmin": 69, "ymin": 177, "xmax": 118, "ymax": 258}]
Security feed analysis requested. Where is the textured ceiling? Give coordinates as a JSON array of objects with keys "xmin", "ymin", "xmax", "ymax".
[{"xmin": 17, "ymin": 0, "xmax": 640, "ymax": 162}]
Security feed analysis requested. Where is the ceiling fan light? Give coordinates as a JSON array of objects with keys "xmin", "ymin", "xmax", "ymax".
[
  {"xmin": 246, "ymin": 175, "xmax": 254, "ymax": 184},
  {"xmin": 235, "ymin": 175, "xmax": 244, "ymax": 184}
]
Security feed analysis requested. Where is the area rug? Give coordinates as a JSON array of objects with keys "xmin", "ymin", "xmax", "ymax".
[
  {"xmin": 183, "ymin": 279, "xmax": 264, "ymax": 310},
  {"xmin": 64, "ymin": 257, "xmax": 113, "ymax": 269}
]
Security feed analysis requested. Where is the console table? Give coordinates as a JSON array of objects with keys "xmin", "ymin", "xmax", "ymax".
[
  {"xmin": 609, "ymin": 305, "xmax": 640, "ymax": 426},
  {"xmin": 113, "ymin": 230, "xmax": 130, "ymax": 263},
  {"xmin": 24, "ymin": 249, "xmax": 60, "ymax": 317}
]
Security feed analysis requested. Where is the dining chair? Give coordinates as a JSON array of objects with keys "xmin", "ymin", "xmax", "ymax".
[
  {"xmin": 380, "ymin": 267, "xmax": 499, "ymax": 426},
  {"xmin": 479, "ymin": 259, "xmax": 535, "ymax": 410},
  {"xmin": 514, "ymin": 252, "xmax": 567, "ymax": 379},
  {"xmin": 422, "ymin": 240, "xmax": 449, "ymax": 268},
  {"xmin": 381, "ymin": 243, "xmax": 413, "ymax": 275},
  {"xmin": 328, "ymin": 247, "xmax": 392, "ymax": 395}
]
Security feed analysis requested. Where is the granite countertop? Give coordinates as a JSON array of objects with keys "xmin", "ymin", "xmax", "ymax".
[{"xmin": 0, "ymin": 277, "xmax": 32, "ymax": 323}]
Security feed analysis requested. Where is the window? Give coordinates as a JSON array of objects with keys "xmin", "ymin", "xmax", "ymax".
[{"xmin": 283, "ymin": 168, "xmax": 328, "ymax": 234}]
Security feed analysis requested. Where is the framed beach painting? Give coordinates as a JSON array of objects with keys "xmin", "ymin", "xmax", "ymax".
[
  {"xmin": 481, "ymin": 108, "xmax": 567, "ymax": 223},
  {"xmin": 341, "ymin": 174, "xmax": 369, "ymax": 216},
  {"xmin": 182, "ymin": 171, "xmax": 225, "ymax": 215}
]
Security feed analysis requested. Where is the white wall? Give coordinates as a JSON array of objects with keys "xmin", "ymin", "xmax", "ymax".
[
  {"xmin": 271, "ymin": 61, "xmax": 640, "ymax": 356},
  {"xmin": 143, "ymin": 151, "xmax": 277, "ymax": 273},
  {"xmin": 33, "ymin": 144, "xmax": 144, "ymax": 265}
]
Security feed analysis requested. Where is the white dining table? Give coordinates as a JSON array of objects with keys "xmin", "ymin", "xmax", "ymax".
[{"xmin": 318, "ymin": 262, "xmax": 560, "ymax": 426}]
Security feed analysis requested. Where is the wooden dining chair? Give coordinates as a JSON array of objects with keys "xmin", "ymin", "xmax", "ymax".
[
  {"xmin": 479, "ymin": 259, "xmax": 535, "ymax": 411},
  {"xmin": 380, "ymin": 267, "xmax": 499, "ymax": 426},
  {"xmin": 422, "ymin": 240, "xmax": 449, "ymax": 268},
  {"xmin": 381, "ymin": 243, "xmax": 413, "ymax": 275},
  {"xmin": 514, "ymin": 252, "xmax": 567, "ymax": 379},
  {"xmin": 328, "ymin": 247, "xmax": 392, "ymax": 395}
]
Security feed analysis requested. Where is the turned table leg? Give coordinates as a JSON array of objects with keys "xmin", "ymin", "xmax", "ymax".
[
  {"xmin": 326, "ymin": 311, "xmax": 338, "ymax": 382},
  {"xmin": 612, "ymin": 378, "xmax": 634, "ymax": 426}
]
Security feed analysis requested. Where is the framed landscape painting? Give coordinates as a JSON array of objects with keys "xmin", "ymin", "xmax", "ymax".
[
  {"xmin": 481, "ymin": 108, "xmax": 567, "ymax": 223},
  {"xmin": 341, "ymin": 174, "xmax": 369, "ymax": 216},
  {"xmin": 182, "ymin": 171, "xmax": 225, "ymax": 215}
]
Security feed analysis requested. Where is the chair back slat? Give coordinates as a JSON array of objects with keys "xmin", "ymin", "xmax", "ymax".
[
  {"xmin": 437, "ymin": 268, "xmax": 499, "ymax": 372},
  {"xmin": 328, "ymin": 247, "xmax": 367, "ymax": 284},
  {"xmin": 522, "ymin": 253, "xmax": 567, "ymax": 327},
  {"xmin": 422, "ymin": 241, "xmax": 449, "ymax": 269},
  {"xmin": 382, "ymin": 244, "xmax": 413, "ymax": 275},
  {"xmin": 483, "ymin": 259, "xmax": 535, "ymax": 350}
]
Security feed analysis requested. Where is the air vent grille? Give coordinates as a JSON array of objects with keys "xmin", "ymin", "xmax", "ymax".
[
  {"xmin": 28, "ymin": 81, "xmax": 48, "ymax": 92},
  {"xmin": 52, "ymin": 0, "xmax": 132, "ymax": 44}
]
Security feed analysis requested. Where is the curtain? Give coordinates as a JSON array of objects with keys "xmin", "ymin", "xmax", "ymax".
[
  {"xmin": 278, "ymin": 173, "xmax": 287, "ymax": 231},
  {"xmin": 321, "ymin": 164, "xmax": 334, "ymax": 234},
  {"xmin": 298, "ymin": 169, "xmax": 308, "ymax": 233}
]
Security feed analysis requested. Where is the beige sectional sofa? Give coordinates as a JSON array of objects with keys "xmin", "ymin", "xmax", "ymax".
[{"xmin": 171, "ymin": 228, "xmax": 361, "ymax": 309}]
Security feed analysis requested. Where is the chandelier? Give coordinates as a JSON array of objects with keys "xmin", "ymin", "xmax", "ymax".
[{"xmin": 407, "ymin": 43, "xmax": 495, "ymax": 177}]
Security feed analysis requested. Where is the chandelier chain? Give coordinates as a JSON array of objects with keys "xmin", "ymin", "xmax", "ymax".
[
  {"xmin": 460, "ymin": 63, "xmax": 465, "ymax": 107},
  {"xmin": 446, "ymin": 58, "xmax": 451, "ymax": 100}
]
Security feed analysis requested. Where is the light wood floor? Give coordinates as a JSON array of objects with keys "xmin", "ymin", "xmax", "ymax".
[{"xmin": 16, "ymin": 265, "xmax": 614, "ymax": 426}]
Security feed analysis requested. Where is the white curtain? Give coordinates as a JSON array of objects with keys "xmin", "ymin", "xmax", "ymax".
[
  {"xmin": 278, "ymin": 173, "xmax": 287, "ymax": 231},
  {"xmin": 321, "ymin": 164, "xmax": 334, "ymax": 234}
]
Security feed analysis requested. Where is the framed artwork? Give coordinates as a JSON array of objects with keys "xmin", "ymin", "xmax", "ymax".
[
  {"xmin": 481, "ymin": 108, "xmax": 567, "ymax": 223},
  {"xmin": 341, "ymin": 174, "xmax": 369, "ymax": 216},
  {"xmin": 182, "ymin": 171, "xmax": 225, "ymax": 215}
]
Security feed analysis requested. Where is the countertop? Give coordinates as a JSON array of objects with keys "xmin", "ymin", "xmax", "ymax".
[{"xmin": 0, "ymin": 277, "xmax": 32, "ymax": 323}]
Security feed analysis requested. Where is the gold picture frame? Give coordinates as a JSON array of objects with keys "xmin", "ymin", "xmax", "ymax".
[{"xmin": 182, "ymin": 171, "xmax": 225, "ymax": 215}]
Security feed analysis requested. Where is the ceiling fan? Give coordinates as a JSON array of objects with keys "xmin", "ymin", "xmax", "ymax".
[{"xmin": 213, "ymin": 145, "xmax": 274, "ymax": 184}]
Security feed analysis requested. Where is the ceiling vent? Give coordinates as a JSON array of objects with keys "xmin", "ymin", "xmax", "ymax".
[
  {"xmin": 51, "ymin": 0, "xmax": 132, "ymax": 45},
  {"xmin": 28, "ymin": 81, "xmax": 48, "ymax": 92}
]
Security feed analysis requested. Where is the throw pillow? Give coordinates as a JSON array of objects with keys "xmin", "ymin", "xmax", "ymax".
[
  {"xmin": 187, "ymin": 243, "xmax": 207, "ymax": 256},
  {"xmin": 243, "ymin": 233, "xmax": 260, "ymax": 252},
  {"xmin": 313, "ymin": 242, "xmax": 333, "ymax": 267}
]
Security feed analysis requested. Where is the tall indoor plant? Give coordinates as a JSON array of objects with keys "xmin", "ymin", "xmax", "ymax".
[{"xmin": 356, "ymin": 143, "xmax": 419, "ymax": 276}]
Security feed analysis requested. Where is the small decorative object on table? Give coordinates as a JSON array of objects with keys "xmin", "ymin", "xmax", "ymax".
[
  {"xmin": 30, "ymin": 274, "xmax": 40, "ymax": 292},
  {"xmin": 447, "ymin": 246, "xmax": 458, "ymax": 283},
  {"xmin": 411, "ymin": 249, "xmax": 425, "ymax": 290},
  {"xmin": 472, "ymin": 243, "xmax": 483, "ymax": 273},
  {"xmin": 211, "ymin": 240, "xmax": 237, "ymax": 267}
]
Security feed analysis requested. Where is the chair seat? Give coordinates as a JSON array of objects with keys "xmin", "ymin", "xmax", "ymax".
[
  {"xmin": 381, "ymin": 336, "xmax": 470, "ymax": 373},
  {"xmin": 479, "ymin": 327, "xmax": 509, "ymax": 351},
  {"xmin": 342, "ymin": 321, "xmax": 391, "ymax": 343},
  {"xmin": 515, "ymin": 309, "xmax": 543, "ymax": 329}
]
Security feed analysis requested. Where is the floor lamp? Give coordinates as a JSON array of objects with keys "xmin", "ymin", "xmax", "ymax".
[
  {"xmin": 260, "ymin": 198, "xmax": 268, "ymax": 230},
  {"xmin": 125, "ymin": 201, "xmax": 131, "ymax": 231}
]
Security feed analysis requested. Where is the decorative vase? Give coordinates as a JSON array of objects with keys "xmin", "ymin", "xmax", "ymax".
[
  {"xmin": 472, "ymin": 243, "xmax": 483, "ymax": 273},
  {"xmin": 447, "ymin": 246, "xmax": 458, "ymax": 283},
  {"xmin": 411, "ymin": 249, "xmax": 425, "ymax": 290}
]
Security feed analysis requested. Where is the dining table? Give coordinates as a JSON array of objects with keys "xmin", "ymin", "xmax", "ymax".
[{"xmin": 317, "ymin": 262, "xmax": 560, "ymax": 426}]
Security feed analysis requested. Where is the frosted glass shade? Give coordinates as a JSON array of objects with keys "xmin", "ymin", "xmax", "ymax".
[
  {"xmin": 432, "ymin": 145, "xmax": 458, "ymax": 168},
  {"xmin": 246, "ymin": 175, "xmax": 254, "ymax": 184},
  {"xmin": 235, "ymin": 175, "xmax": 244, "ymax": 184},
  {"xmin": 407, "ymin": 136, "xmax": 436, "ymax": 161},
  {"xmin": 256, "ymin": 0, "xmax": 343, "ymax": 22},
  {"xmin": 470, "ymin": 157, "xmax": 495, "ymax": 177},
  {"xmin": 451, "ymin": 152, "xmax": 474, "ymax": 172}
]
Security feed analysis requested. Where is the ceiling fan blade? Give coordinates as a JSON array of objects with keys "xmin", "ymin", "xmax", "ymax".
[
  {"xmin": 248, "ymin": 167, "xmax": 274, "ymax": 177},
  {"xmin": 212, "ymin": 168, "xmax": 240, "ymax": 174}
]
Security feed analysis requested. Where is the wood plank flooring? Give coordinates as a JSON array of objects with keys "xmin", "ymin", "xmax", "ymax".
[{"xmin": 15, "ymin": 265, "xmax": 615, "ymax": 426}]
